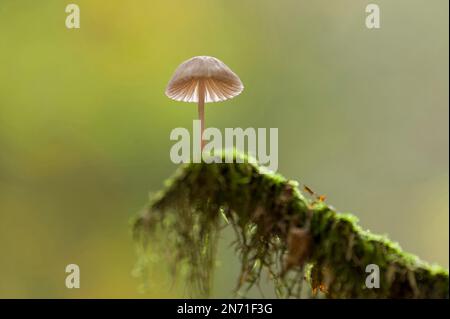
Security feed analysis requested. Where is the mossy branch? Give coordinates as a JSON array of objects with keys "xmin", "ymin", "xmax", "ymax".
[{"xmin": 133, "ymin": 153, "xmax": 449, "ymax": 299}]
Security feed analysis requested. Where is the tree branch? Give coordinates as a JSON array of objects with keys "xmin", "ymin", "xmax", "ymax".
[{"xmin": 133, "ymin": 153, "xmax": 449, "ymax": 298}]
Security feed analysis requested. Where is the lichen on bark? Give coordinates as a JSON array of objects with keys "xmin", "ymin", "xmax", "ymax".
[{"xmin": 132, "ymin": 152, "xmax": 449, "ymax": 298}]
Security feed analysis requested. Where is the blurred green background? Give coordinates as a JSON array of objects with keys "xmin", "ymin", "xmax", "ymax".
[{"xmin": 0, "ymin": 0, "xmax": 448, "ymax": 298}]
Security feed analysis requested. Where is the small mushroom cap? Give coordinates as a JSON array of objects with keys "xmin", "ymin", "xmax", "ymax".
[{"xmin": 165, "ymin": 56, "xmax": 244, "ymax": 103}]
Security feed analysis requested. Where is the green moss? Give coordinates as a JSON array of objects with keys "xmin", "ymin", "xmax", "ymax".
[{"xmin": 133, "ymin": 152, "xmax": 449, "ymax": 298}]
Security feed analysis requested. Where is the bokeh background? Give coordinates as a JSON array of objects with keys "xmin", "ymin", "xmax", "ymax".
[{"xmin": 0, "ymin": 0, "xmax": 448, "ymax": 298}]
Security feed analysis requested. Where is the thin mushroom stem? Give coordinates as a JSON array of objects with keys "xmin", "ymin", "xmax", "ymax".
[{"xmin": 198, "ymin": 80, "xmax": 206, "ymax": 151}]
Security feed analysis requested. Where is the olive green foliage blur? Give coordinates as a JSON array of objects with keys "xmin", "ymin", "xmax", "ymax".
[{"xmin": 0, "ymin": 0, "xmax": 448, "ymax": 297}]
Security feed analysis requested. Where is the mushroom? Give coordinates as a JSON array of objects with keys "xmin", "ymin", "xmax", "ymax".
[{"xmin": 165, "ymin": 56, "xmax": 244, "ymax": 150}]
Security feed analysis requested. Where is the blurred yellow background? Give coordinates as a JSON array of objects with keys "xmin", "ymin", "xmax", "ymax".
[{"xmin": 0, "ymin": 0, "xmax": 448, "ymax": 298}]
